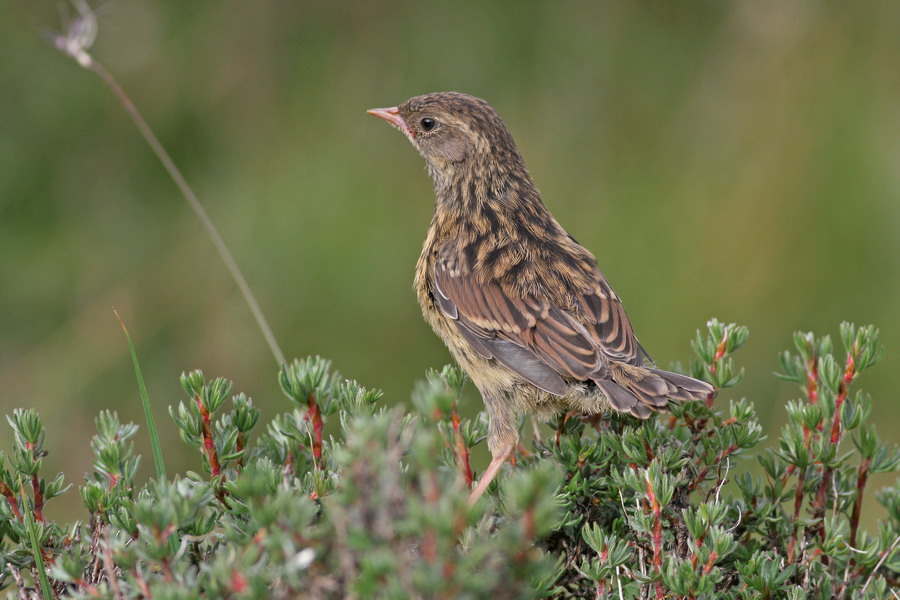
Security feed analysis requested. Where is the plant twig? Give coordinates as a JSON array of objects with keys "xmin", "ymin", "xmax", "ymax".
[
  {"xmin": 861, "ymin": 533, "xmax": 900, "ymax": 594},
  {"xmin": 645, "ymin": 475, "xmax": 664, "ymax": 600},
  {"xmin": 450, "ymin": 403, "xmax": 474, "ymax": 488},
  {"xmin": 195, "ymin": 394, "xmax": 222, "ymax": 478},
  {"xmin": 849, "ymin": 457, "xmax": 870, "ymax": 552},
  {"xmin": 307, "ymin": 392, "xmax": 325, "ymax": 469}
]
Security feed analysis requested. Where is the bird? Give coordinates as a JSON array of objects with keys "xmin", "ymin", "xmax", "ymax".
[{"xmin": 368, "ymin": 92, "xmax": 715, "ymax": 504}]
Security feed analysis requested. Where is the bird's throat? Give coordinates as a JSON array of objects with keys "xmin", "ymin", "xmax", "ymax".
[{"xmin": 430, "ymin": 162, "xmax": 548, "ymax": 235}]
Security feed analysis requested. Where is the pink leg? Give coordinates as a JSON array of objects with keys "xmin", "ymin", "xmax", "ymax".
[{"xmin": 467, "ymin": 442, "xmax": 515, "ymax": 505}]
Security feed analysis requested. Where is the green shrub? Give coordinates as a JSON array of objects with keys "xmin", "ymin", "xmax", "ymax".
[{"xmin": 1, "ymin": 320, "xmax": 898, "ymax": 599}]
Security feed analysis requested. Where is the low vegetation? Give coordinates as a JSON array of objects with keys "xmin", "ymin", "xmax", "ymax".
[{"xmin": 1, "ymin": 320, "xmax": 898, "ymax": 599}]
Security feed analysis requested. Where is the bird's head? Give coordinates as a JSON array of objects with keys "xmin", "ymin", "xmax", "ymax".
[{"xmin": 368, "ymin": 92, "xmax": 523, "ymax": 182}]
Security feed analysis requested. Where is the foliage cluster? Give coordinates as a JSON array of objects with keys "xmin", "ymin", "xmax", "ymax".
[{"xmin": 0, "ymin": 320, "xmax": 898, "ymax": 599}]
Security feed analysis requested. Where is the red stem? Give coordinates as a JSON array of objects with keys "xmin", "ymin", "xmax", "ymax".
[
  {"xmin": 690, "ymin": 530, "xmax": 707, "ymax": 569},
  {"xmin": 235, "ymin": 431, "xmax": 245, "ymax": 469},
  {"xmin": 422, "ymin": 528, "xmax": 437, "ymax": 562},
  {"xmin": 0, "ymin": 482, "xmax": 23, "ymax": 521},
  {"xmin": 787, "ymin": 350, "xmax": 819, "ymax": 562},
  {"xmin": 702, "ymin": 551, "xmax": 718, "ymax": 575},
  {"xmin": 442, "ymin": 559, "xmax": 455, "ymax": 582},
  {"xmin": 787, "ymin": 467, "xmax": 806, "ymax": 563},
  {"xmin": 688, "ymin": 444, "xmax": 738, "ymax": 491},
  {"xmin": 450, "ymin": 404, "xmax": 474, "ymax": 488},
  {"xmin": 645, "ymin": 477, "xmax": 663, "ymax": 572},
  {"xmin": 523, "ymin": 507, "xmax": 536, "ymax": 540},
  {"xmin": 708, "ymin": 331, "xmax": 728, "ymax": 376},
  {"xmin": 555, "ymin": 411, "xmax": 575, "ymax": 449},
  {"xmin": 160, "ymin": 556, "xmax": 173, "ymax": 583},
  {"xmin": 230, "ymin": 570, "xmax": 249, "ymax": 594},
  {"xmin": 829, "ymin": 352, "xmax": 856, "ymax": 444},
  {"xmin": 195, "ymin": 394, "xmax": 222, "ymax": 477},
  {"xmin": 813, "ymin": 467, "xmax": 832, "ymax": 553},
  {"xmin": 811, "ymin": 346, "xmax": 858, "ymax": 549},
  {"xmin": 849, "ymin": 458, "xmax": 869, "ymax": 551},
  {"xmin": 30, "ymin": 473, "xmax": 44, "ymax": 523},
  {"xmin": 308, "ymin": 392, "xmax": 324, "ymax": 469},
  {"xmin": 806, "ymin": 355, "xmax": 819, "ymax": 405},
  {"xmin": 132, "ymin": 568, "xmax": 151, "ymax": 597},
  {"xmin": 705, "ymin": 329, "xmax": 728, "ymax": 407},
  {"xmin": 804, "ymin": 353, "xmax": 820, "ymax": 440},
  {"xmin": 22, "ymin": 441, "xmax": 45, "ymax": 522}
]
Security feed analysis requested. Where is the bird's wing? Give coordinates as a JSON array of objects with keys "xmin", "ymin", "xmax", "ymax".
[
  {"xmin": 433, "ymin": 257, "xmax": 606, "ymax": 397},
  {"xmin": 576, "ymin": 275, "xmax": 648, "ymax": 367}
]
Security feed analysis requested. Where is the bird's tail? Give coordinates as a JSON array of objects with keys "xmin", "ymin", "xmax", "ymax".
[{"xmin": 594, "ymin": 363, "xmax": 715, "ymax": 419}]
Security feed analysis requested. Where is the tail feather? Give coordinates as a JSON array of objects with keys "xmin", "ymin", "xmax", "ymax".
[
  {"xmin": 649, "ymin": 368, "xmax": 715, "ymax": 400},
  {"xmin": 595, "ymin": 379, "xmax": 653, "ymax": 419},
  {"xmin": 595, "ymin": 363, "xmax": 715, "ymax": 419}
]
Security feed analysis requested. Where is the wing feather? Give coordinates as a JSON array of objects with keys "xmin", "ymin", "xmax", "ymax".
[
  {"xmin": 579, "ymin": 280, "xmax": 645, "ymax": 365},
  {"xmin": 433, "ymin": 254, "xmax": 604, "ymax": 392}
]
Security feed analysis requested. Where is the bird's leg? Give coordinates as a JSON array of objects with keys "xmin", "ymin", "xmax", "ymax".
[{"xmin": 467, "ymin": 442, "xmax": 515, "ymax": 505}]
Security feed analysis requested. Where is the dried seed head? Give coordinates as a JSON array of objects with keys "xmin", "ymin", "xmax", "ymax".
[{"xmin": 46, "ymin": 0, "xmax": 97, "ymax": 69}]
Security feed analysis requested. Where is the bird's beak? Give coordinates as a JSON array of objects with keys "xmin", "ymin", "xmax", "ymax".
[{"xmin": 367, "ymin": 106, "xmax": 415, "ymax": 138}]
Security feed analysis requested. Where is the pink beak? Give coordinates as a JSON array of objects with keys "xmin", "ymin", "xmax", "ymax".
[{"xmin": 367, "ymin": 106, "xmax": 415, "ymax": 138}]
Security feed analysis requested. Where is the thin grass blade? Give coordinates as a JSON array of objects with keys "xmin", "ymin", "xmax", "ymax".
[{"xmin": 114, "ymin": 309, "xmax": 167, "ymax": 480}]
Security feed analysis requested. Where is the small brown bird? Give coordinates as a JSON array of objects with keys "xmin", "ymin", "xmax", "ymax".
[{"xmin": 369, "ymin": 92, "xmax": 714, "ymax": 503}]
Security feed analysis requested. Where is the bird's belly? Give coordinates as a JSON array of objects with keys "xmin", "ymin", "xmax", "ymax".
[{"xmin": 421, "ymin": 304, "xmax": 518, "ymax": 393}]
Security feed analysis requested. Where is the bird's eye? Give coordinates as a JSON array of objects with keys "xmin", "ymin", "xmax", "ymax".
[{"xmin": 420, "ymin": 117, "xmax": 436, "ymax": 131}]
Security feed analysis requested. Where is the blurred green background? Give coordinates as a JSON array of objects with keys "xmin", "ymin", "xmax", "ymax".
[{"xmin": 3, "ymin": 1, "xmax": 899, "ymax": 519}]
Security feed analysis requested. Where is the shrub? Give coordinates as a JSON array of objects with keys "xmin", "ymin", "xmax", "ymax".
[{"xmin": 1, "ymin": 320, "xmax": 898, "ymax": 599}]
